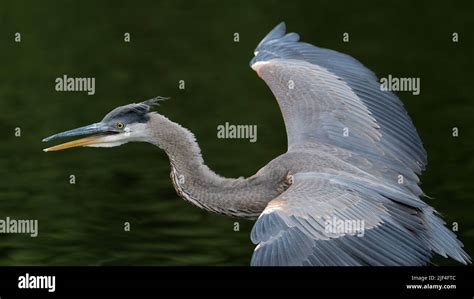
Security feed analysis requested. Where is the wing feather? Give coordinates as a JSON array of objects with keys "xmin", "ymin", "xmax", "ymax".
[
  {"xmin": 249, "ymin": 23, "xmax": 470, "ymax": 266},
  {"xmin": 250, "ymin": 173, "xmax": 470, "ymax": 266},
  {"xmin": 251, "ymin": 22, "xmax": 427, "ymax": 178}
]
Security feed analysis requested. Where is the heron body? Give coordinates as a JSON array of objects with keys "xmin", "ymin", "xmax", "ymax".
[{"xmin": 43, "ymin": 23, "xmax": 470, "ymax": 266}]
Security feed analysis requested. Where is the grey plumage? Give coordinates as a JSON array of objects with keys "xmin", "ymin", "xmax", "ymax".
[
  {"xmin": 42, "ymin": 22, "xmax": 470, "ymax": 266},
  {"xmin": 102, "ymin": 96, "xmax": 168, "ymax": 124},
  {"xmin": 249, "ymin": 22, "xmax": 468, "ymax": 266}
]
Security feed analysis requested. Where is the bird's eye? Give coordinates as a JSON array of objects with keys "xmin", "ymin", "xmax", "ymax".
[{"xmin": 116, "ymin": 122, "xmax": 125, "ymax": 129}]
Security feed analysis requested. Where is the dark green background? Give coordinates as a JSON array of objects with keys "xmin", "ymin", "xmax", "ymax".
[{"xmin": 0, "ymin": 0, "xmax": 472, "ymax": 265}]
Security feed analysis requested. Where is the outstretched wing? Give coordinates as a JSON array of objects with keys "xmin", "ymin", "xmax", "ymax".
[
  {"xmin": 251, "ymin": 22, "xmax": 426, "ymax": 178},
  {"xmin": 249, "ymin": 23, "xmax": 470, "ymax": 266},
  {"xmin": 250, "ymin": 173, "xmax": 469, "ymax": 266}
]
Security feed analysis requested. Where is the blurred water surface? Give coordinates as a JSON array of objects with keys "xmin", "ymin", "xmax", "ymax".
[{"xmin": 0, "ymin": 0, "xmax": 472, "ymax": 265}]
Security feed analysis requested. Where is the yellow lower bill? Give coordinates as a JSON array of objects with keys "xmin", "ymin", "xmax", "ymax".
[{"xmin": 43, "ymin": 135, "xmax": 103, "ymax": 152}]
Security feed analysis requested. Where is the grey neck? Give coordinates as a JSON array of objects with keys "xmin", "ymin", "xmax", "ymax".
[{"xmin": 144, "ymin": 113, "xmax": 285, "ymax": 218}]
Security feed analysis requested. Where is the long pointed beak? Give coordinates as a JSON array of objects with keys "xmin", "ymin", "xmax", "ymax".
[{"xmin": 42, "ymin": 123, "xmax": 114, "ymax": 152}]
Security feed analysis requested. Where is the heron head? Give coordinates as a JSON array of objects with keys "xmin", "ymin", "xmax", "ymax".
[{"xmin": 42, "ymin": 97, "xmax": 167, "ymax": 152}]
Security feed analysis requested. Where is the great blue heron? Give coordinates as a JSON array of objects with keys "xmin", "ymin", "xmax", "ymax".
[{"xmin": 43, "ymin": 22, "xmax": 470, "ymax": 266}]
